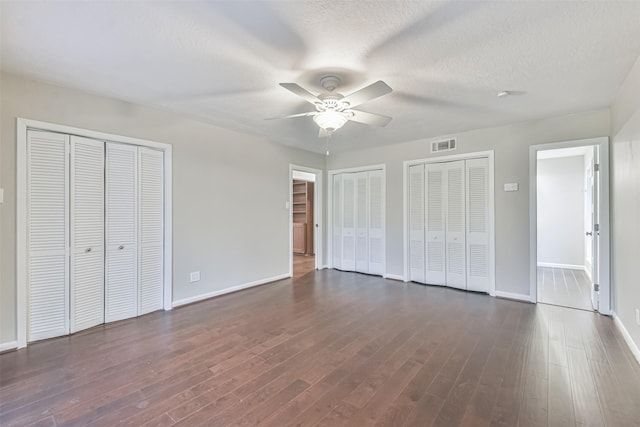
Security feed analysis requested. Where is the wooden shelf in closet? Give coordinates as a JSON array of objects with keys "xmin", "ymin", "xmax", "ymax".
[{"xmin": 292, "ymin": 180, "xmax": 314, "ymax": 255}]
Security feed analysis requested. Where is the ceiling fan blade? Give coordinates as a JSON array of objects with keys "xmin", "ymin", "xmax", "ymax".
[
  {"xmin": 342, "ymin": 81, "xmax": 392, "ymax": 108},
  {"xmin": 349, "ymin": 110, "xmax": 392, "ymax": 127},
  {"xmin": 318, "ymin": 128, "xmax": 330, "ymax": 138},
  {"xmin": 279, "ymin": 83, "xmax": 321, "ymax": 104},
  {"xmin": 265, "ymin": 111, "xmax": 317, "ymax": 120}
]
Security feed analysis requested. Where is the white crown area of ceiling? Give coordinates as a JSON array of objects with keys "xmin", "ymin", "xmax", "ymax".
[{"xmin": 2, "ymin": 1, "xmax": 640, "ymax": 154}]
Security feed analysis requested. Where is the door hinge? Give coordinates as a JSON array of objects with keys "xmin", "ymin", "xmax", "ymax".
[
  {"xmin": 594, "ymin": 283, "xmax": 600, "ymax": 292},
  {"xmin": 594, "ymin": 223, "xmax": 600, "ymax": 232},
  {"xmin": 594, "ymin": 163, "xmax": 600, "ymax": 172}
]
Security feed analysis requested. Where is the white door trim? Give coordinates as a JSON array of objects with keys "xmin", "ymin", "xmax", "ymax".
[
  {"xmin": 402, "ymin": 151, "xmax": 495, "ymax": 296},
  {"xmin": 328, "ymin": 164, "xmax": 386, "ymax": 276},
  {"xmin": 289, "ymin": 164, "xmax": 324, "ymax": 275},
  {"xmin": 16, "ymin": 118, "xmax": 173, "ymax": 348},
  {"xmin": 529, "ymin": 137, "xmax": 610, "ymax": 314}
]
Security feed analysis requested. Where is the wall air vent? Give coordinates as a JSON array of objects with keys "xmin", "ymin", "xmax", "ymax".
[{"xmin": 431, "ymin": 138, "xmax": 457, "ymax": 153}]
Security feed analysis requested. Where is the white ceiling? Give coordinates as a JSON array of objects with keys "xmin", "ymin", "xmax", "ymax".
[{"xmin": 2, "ymin": 1, "xmax": 640, "ymax": 154}]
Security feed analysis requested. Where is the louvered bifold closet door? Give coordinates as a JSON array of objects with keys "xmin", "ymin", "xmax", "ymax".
[
  {"xmin": 367, "ymin": 170, "xmax": 385, "ymax": 275},
  {"xmin": 465, "ymin": 158, "xmax": 490, "ymax": 292},
  {"xmin": 341, "ymin": 173, "xmax": 357, "ymax": 271},
  {"xmin": 445, "ymin": 161, "xmax": 466, "ymax": 289},
  {"xmin": 355, "ymin": 172, "xmax": 369, "ymax": 273},
  {"xmin": 105, "ymin": 143, "xmax": 138, "ymax": 322},
  {"xmin": 408, "ymin": 165, "xmax": 425, "ymax": 283},
  {"xmin": 138, "ymin": 147, "xmax": 164, "ymax": 315},
  {"xmin": 425, "ymin": 163, "xmax": 446, "ymax": 285},
  {"xmin": 27, "ymin": 131, "xmax": 70, "ymax": 341},
  {"xmin": 332, "ymin": 174, "xmax": 343, "ymax": 269},
  {"xmin": 70, "ymin": 136, "xmax": 105, "ymax": 333}
]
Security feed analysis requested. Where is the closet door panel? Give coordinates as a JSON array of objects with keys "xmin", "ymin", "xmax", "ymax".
[
  {"xmin": 27, "ymin": 131, "xmax": 70, "ymax": 341},
  {"xmin": 70, "ymin": 136, "xmax": 105, "ymax": 333},
  {"xmin": 138, "ymin": 147, "xmax": 164, "ymax": 315},
  {"xmin": 341, "ymin": 173, "xmax": 356, "ymax": 271},
  {"xmin": 445, "ymin": 161, "xmax": 466, "ymax": 289},
  {"xmin": 367, "ymin": 170, "xmax": 385, "ymax": 275},
  {"xmin": 332, "ymin": 174, "xmax": 343, "ymax": 269},
  {"xmin": 466, "ymin": 158, "xmax": 490, "ymax": 292},
  {"xmin": 408, "ymin": 165, "xmax": 425, "ymax": 283},
  {"xmin": 425, "ymin": 163, "xmax": 446, "ymax": 285},
  {"xmin": 355, "ymin": 172, "xmax": 369, "ymax": 273},
  {"xmin": 105, "ymin": 143, "xmax": 138, "ymax": 322}
]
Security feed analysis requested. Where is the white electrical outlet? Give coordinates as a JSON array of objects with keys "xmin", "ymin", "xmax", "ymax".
[
  {"xmin": 503, "ymin": 183, "xmax": 519, "ymax": 192},
  {"xmin": 189, "ymin": 271, "xmax": 201, "ymax": 283},
  {"xmin": 636, "ymin": 308, "xmax": 640, "ymax": 326}
]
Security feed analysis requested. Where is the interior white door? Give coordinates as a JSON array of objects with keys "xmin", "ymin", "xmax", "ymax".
[
  {"xmin": 105, "ymin": 142, "xmax": 138, "ymax": 322},
  {"xmin": 138, "ymin": 147, "xmax": 164, "ymax": 315},
  {"xmin": 27, "ymin": 130, "xmax": 70, "ymax": 341},
  {"xmin": 367, "ymin": 170, "xmax": 385, "ymax": 275},
  {"xmin": 445, "ymin": 161, "xmax": 466, "ymax": 289},
  {"xmin": 425, "ymin": 163, "xmax": 446, "ymax": 285},
  {"xmin": 408, "ymin": 165, "xmax": 425, "ymax": 283},
  {"xmin": 332, "ymin": 174, "xmax": 343, "ymax": 270},
  {"xmin": 465, "ymin": 158, "xmax": 490, "ymax": 292},
  {"xmin": 70, "ymin": 136, "xmax": 105, "ymax": 333},
  {"xmin": 341, "ymin": 173, "xmax": 356, "ymax": 271},
  {"xmin": 590, "ymin": 146, "xmax": 600, "ymax": 311},
  {"xmin": 355, "ymin": 172, "xmax": 369, "ymax": 273}
]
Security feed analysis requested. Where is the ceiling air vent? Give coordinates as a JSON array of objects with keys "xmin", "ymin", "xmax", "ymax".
[{"xmin": 431, "ymin": 138, "xmax": 457, "ymax": 153}]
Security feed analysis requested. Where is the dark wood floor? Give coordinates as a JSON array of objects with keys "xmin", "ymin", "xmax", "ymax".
[
  {"xmin": 2, "ymin": 269, "xmax": 640, "ymax": 427},
  {"xmin": 293, "ymin": 254, "xmax": 315, "ymax": 280},
  {"xmin": 537, "ymin": 267, "xmax": 593, "ymax": 311}
]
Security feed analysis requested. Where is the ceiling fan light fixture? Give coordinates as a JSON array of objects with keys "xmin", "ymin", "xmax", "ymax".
[{"xmin": 313, "ymin": 110, "xmax": 349, "ymax": 132}]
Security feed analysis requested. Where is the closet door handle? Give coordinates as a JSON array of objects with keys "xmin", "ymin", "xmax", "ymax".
[
  {"xmin": 85, "ymin": 247, "xmax": 92, "ymax": 253},
  {"xmin": 118, "ymin": 245, "xmax": 125, "ymax": 250}
]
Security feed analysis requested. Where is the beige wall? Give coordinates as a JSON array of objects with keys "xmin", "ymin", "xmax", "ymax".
[
  {"xmin": 326, "ymin": 109, "xmax": 611, "ymax": 297},
  {"xmin": 0, "ymin": 72, "xmax": 325, "ymax": 345},
  {"xmin": 611, "ymin": 56, "xmax": 640, "ymax": 352}
]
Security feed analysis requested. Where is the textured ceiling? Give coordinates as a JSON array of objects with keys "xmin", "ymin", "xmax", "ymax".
[{"xmin": 2, "ymin": 1, "xmax": 640, "ymax": 154}]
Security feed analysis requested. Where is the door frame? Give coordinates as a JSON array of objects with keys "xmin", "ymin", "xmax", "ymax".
[
  {"xmin": 16, "ymin": 118, "xmax": 173, "ymax": 348},
  {"xmin": 327, "ymin": 164, "xmax": 386, "ymax": 276},
  {"xmin": 529, "ymin": 137, "xmax": 610, "ymax": 314},
  {"xmin": 403, "ymin": 150, "xmax": 496, "ymax": 296},
  {"xmin": 289, "ymin": 164, "xmax": 323, "ymax": 275}
]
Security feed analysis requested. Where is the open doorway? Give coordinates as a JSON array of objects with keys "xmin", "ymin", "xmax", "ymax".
[
  {"xmin": 530, "ymin": 137, "xmax": 610, "ymax": 314},
  {"xmin": 289, "ymin": 165, "xmax": 323, "ymax": 280}
]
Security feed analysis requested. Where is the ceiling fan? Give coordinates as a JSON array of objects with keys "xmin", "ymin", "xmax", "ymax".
[{"xmin": 271, "ymin": 76, "xmax": 393, "ymax": 137}]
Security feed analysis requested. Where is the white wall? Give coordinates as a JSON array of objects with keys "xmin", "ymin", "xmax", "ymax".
[
  {"xmin": 537, "ymin": 156, "xmax": 585, "ymax": 268},
  {"xmin": 611, "ymin": 55, "xmax": 640, "ymax": 355},
  {"xmin": 326, "ymin": 109, "xmax": 610, "ymax": 298},
  {"xmin": 0, "ymin": 72, "xmax": 325, "ymax": 346}
]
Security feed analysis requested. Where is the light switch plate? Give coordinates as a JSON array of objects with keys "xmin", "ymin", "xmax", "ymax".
[
  {"xmin": 0, "ymin": 188, "xmax": 4, "ymax": 203},
  {"xmin": 504, "ymin": 183, "xmax": 519, "ymax": 192}
]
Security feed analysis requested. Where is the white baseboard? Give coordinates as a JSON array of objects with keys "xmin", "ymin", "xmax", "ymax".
[
  {"xmin": 612, "ymin": 311, "xmax": 640, "ymax": 366},
  {"xmin": 172, "ymin": 273, "xmax": 290, "ymax": 308},
  {"xmin": 537, "ymin": 262, "xmax": 585, "ymax": 270},
  {"xmin": 318, "ymin": 265, "xmax": 329, "ymax": 270},
  {"xmin": 383, "ymin": 274, "xmax": 405, "ymax": 282},
  {"xmin": 495, "ymin": 291, "xmax": 534, "ymax": 303},
  {"xmin": 0, "ymin": 341, "xmax": 18, "ymax": 352}
]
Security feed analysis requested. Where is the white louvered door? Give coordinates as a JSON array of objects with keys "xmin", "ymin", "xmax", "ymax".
[
  {"xmin": 355, "ymin": 172, "xmax": 369, "ymax": 273},
  {"xmin": 466, "ymin": 158, "xmax": 490, "ymax": 292},
  {"xmin": 425, "ymin": 163, "xmax": 446, "ymax": 285},
  {"xmin": 367, "ymin": 170, "xmax": 385, "ymax": 275},
  {"xmin": 105, "ymin": 143, "xmax": 138, "ymax": 322},
  {"xmin": 138, "ymin": 147, "xmax": 164, "ymax": 315},
  {"xmin": 408, "ymin": 165, "xmax": 425, "ymax": 282},
  {"xmin": 341, "ymin": 173, "xmax": 357, "ymax": 271},
  {"xmin": 27, "ymin": 131, "xmax": 70, "ymax": 341},
  {"xmin": 332, "ymin": 174, "xmax": 343, "ymax": 270},
  {"xmin": 445, "ymin": 161, "xmax": 466, "ymax": 289},
  {"xmin": 70, "ymin": 136, "xmax": 105, "ymax": 333}
]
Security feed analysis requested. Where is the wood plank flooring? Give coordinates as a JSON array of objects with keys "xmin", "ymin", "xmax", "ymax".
[
  {"xmin": 2, "ymin": 269, "xmax": 640, "ymax": 426},
  {"xmin": 537, "ymin": 267, "xmax": 593, "ymax": 311},
  {"xmin": 292, "ymin": 254, "xmax": 315, "ymax": 280}
]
